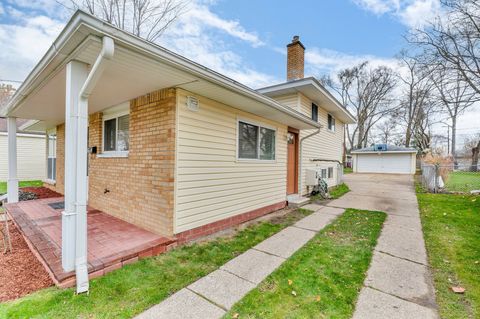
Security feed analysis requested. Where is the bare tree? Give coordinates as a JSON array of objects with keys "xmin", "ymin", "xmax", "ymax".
[
  {"xmin": 0, "ymin": 84, "xmax": 16, "ymax": 108},
  {"xmin": 464, "ymin": 134, "xmax": 480, "ymax": 171},
  {"xmin": 409, "ymin": 0, "xmax": 480, "ymax": 95},
  {"xmin": 430, "ymin": 64, "xmax": 477, "ymax": 158},
  {"xmin": 323, "ymin": 62, "xmax": 397, "ymax": 149},
  {"xmin": 397, "ymin": 53, "xmax": 436, "ymax": 147},
  {"xmin": 61, "ymin": 0, "xmax": 186, "ymax": 42},
  {"xmin": 375, "ymin": 118, "xmax": 399, "ymax": 145}
]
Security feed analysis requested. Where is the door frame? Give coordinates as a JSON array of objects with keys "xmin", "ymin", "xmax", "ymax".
[{"xmin": 287, "ymin": 127, "xmax": 299, "ymax": 195}]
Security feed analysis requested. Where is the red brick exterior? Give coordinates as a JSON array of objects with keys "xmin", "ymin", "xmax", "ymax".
[
  {"xmin": 287, "ymin": 36, "xmax": 305, "ymax": 81},
  {"xmin": 45, "ymin": 88, "xmax": 176, "ymax": 236},
  {"xmin": 175, "ymin": 201, "xmax": 287, "ymax": 243}
]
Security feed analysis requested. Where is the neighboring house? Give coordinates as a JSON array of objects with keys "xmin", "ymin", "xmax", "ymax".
[
  {"xmin": 0, "ymin": 11, "xmax": 355, "ymax": 292},
  {"xmin": 0, "ymin": 118, "xmax": 45, "ymax": 182},
  {"xmin": 351, "ymin": 144, "xmax": 417, "ymax": 174}
]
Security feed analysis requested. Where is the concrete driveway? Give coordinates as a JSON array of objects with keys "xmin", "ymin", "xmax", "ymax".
[{"xmin": 328, "ymin": 174, "xmax": 439, "ymax": 319}]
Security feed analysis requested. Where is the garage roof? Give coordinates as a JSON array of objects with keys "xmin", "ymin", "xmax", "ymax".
[{"xmin": 351, "ymin": 145, "xmax": 417, "ymax": 154}]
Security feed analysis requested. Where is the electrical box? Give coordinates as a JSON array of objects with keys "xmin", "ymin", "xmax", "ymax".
[{"xmin": 305, "ymin": 169, "xmax": 319, "ymax": 186}]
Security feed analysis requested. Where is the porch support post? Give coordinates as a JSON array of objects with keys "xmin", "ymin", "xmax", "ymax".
[
  {"xmin": 73, "ymin": 36, "xmax": 114, "ymax": 294},
  {"xmin": 62, "ymin": 61, "xmax": 88, "ymax": 273},
  {"xmin": 7, "ymin": 117, "xmax": 18, "ymax": 203}
]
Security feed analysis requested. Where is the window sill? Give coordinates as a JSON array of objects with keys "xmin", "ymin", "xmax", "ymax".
[
  {"xmin": 97, "ymin": 151, "xmax": 129, "ymax": 158},
  {"xmin": 43, "ymin": 179, "xmax": 56, "ymax": 185},
  {"xmin": 236, "ymin": 158, "xmax": 277, "ymax": 164}
]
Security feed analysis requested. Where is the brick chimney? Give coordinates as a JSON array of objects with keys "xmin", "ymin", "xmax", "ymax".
[{"xmin": 287, "ymin": 35, "xmax": 305, "ymax": 81}]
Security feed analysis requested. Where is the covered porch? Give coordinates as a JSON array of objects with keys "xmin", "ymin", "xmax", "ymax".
[
  {"xmin": 5, "ymin": 196, "xmax": 174, "ymax": 287},
  {"xmin": 1, "ymin": 11, "xmax": 320, "ymax": 294}
]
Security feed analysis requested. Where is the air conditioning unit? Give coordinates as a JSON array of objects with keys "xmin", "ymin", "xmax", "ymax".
[{"xmin": 305, "ymin": 169, "xmax": 319, "ymax": 186}]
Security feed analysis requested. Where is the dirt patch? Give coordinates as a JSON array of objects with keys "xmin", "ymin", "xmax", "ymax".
[{"xmin": 0, "ymin": 221, "xmax": 53, "ymax": 302}]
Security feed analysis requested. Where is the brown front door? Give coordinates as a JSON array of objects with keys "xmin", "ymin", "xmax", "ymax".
[{"xmin": 287, "ymin": 130, "xmax": 298, "ymax": 195}]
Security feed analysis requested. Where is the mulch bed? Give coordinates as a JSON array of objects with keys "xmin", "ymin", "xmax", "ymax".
[
  {"xmin": 20, "ymin": 187, "xmax": 62, "ymax": 199},
  {"xmin": 0, "ymin": 221, "xmax": 53, "ymax": 302}
]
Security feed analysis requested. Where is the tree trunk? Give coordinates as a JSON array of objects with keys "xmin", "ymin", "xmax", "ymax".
[
  {"xmin": 451, "ymin": 116, "xmax": 457, "ymax": 159},
  {"xmin": 405, "ymin": 124, "xmax": 411, "ymax": 147},
  {"xmin": 356, "ymin": 123, "xmax": 365, "ymax": 149},
  {"xmin": 472, "ymin": 140, "xmax": 480, "ymax": 172}
]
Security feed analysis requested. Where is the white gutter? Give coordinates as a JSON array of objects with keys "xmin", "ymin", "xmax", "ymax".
[
  {"xmin": 74, "ymin": 36, "xmax": 114, "ymax": 294},
  {"xmin": 351, "ymin": 151, "xmax": 417, "ymax": 154},
  {"xmin": 299, "ymin": 127, "xmax": 322, "ymax": 196},
  {"xmin": 1, "ymin": 11, "xmax": 319, "ymax": 130}
]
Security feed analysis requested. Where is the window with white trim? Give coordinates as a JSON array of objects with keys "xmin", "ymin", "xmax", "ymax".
[
  {"xmin": 328, "ymin": 167, "xmax": 334, "ymax": 178},
  {"xmin": 103, "ymin": 114, "xmax": 130, "ymax": 153},
  {"xmin": 321, "ymin": 168, "xmax": 327, "ymax": 178},
  {"xmin": 328, "ymin": 114, "xmax": 336, "ymax": 132},
  {"xmin": 238, "ymin": 121, "xmax": 276, "ymax": 160},
  {"xmin": 47, "ymin": 133, "xmax": 56, "ymax": 181}
]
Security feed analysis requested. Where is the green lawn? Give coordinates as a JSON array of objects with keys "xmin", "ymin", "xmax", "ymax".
[
  {"xmin": 344, "ymin": 167, "xmax": 353, "ymax": 174},
  {"xmin": 226, "ymin": 209, "xmax": 386, "ymax": 319},
  {"xmin": 329, "ymin": 183, "xmax": 350, "ymax": 199},
  {"xmin": 0, "ymin": 208, "xmax": 313, "ymax": 319},
  {"xmin": 417, "ymin": 190, "xmax": 480, "ymax": 319},
  {"xmin": 445, "ymin": 171, "xmax": 480, "ymax": 192},
  {"xmin": 0, "ymin": 180, "xmax": 43, "ymax": 194}
]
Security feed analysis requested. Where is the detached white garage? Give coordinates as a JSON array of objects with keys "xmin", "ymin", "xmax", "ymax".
[{"xmin": 352, "ymin": 145, "xmax": 417, "ymax": 174}]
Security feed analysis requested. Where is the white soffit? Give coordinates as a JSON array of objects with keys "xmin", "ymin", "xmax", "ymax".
[
  {"xmin": 259, "ymin": 78, "xmax": 356, "ymax": 124},
  {"xmin": 7, "ymin": 11, "xmax": 319, "ymax": 131}
]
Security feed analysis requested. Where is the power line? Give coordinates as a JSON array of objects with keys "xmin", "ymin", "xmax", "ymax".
[{"xmin": 0, "ymin": 79, "xmax": 23, "ymax": 83}]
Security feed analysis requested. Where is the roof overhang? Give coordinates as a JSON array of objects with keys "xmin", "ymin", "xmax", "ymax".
[
  {"xmin": 258, "ymin": 77, "xmax": 356, "ymax": 124},
  {"xmin": 1, "ymin": 10, "xmax": 320, "ymax": 131}
]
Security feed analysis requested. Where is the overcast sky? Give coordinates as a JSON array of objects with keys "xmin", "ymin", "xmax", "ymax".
[{"xmin": 0, "ymin": 0, "xmax": 478, "ymax": 145}]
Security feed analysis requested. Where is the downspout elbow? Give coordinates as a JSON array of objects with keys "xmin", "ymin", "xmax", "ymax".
[{"xmin": 79, "ymin": 36, "xmax": 115, "ymax": 100}]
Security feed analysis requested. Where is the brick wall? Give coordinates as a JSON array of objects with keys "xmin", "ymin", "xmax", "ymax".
[
  {"xmin": 45, "ymin": 88, "xmax": 177, "ymax": 236},
  {"xmin": 287, "ymin": 36, "xmax": 305, "ymax": 81}
]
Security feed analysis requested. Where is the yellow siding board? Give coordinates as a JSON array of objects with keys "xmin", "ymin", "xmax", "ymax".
[
  {"xmin": 0, "ymin": 134, "xmax": 46, "ymax": 181},
  {"xmin": 175, "ymin": 89, "xmax": 287, "ymax": 232}
]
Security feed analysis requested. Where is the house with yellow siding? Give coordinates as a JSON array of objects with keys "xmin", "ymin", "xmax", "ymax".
[{"xmin": 0, "ymin": 11, "xmax": 355, "ymax": 292}]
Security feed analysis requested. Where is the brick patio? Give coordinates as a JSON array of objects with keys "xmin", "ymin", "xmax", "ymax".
[{"xmin": 5, "ymin": 197, "xmax": 175, "ymax": 287}]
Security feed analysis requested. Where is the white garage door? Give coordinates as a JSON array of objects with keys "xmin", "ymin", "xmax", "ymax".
[{"xmin": 356, "ymin": 153, "xmax": 412, "ymax": 174}]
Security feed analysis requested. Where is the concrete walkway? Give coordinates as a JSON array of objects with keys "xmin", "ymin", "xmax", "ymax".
[
  {"xmin": 136, "ymin": 205, "xmax": 344, "ymax": 319},
  {"xmin": 328, "ymin": 174, "xmax": 439, "ymax": 319}
]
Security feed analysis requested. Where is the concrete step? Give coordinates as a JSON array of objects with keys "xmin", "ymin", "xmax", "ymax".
[{"xmin": 286, "ymin": 195, "xmax": 310, "ymax": 208}]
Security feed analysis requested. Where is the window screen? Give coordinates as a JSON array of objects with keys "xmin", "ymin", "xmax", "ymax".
[
  {"xmin": 328, "ymin": 114, "xmax": 335, "ymax": 131},
  {"xmin": 238, "ymin": 121, "xmax": 275, "ymax": 160},
  {"xmin": 311, "ymin": 104, "xmax": 318, "ymax": 122},
  {"xmin": 104, "ymin": 118, "xmax": 117, "ymax": 151}
]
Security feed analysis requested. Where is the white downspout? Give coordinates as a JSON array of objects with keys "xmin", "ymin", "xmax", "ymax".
[
  {"xmin": 74, "ymin": 36, "xmax": 114, "ymax": 294},
  {"xmin": 299, "ymin": 127, "xmax": 321, "ymax": 196}
]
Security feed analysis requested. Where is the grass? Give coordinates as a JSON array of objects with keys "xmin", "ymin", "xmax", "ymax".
[
  {"xmin": 0, "ymin": 208, "xmax": 313, "ymax": 318},
  {"xmin": 417, "ymin": 189, "xmax": 480, "ymax": 319},
  {"xmin": 0, "ymin": 180, "xmax": 43, "ymax": 194},
  {"xmin": 445, "ymin": 171, "xmax": 480, "ymax": 192},
  {"xmin": 344, "ymin": 167, "xmax": 353, "ymax": 174},
  {"xmin": 225, "ymin": 209, "xmax": 386, "ymax": 319},
  {"xmin": 329, "ymin": 183, "xmax": 350, "ymax": 199}
]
